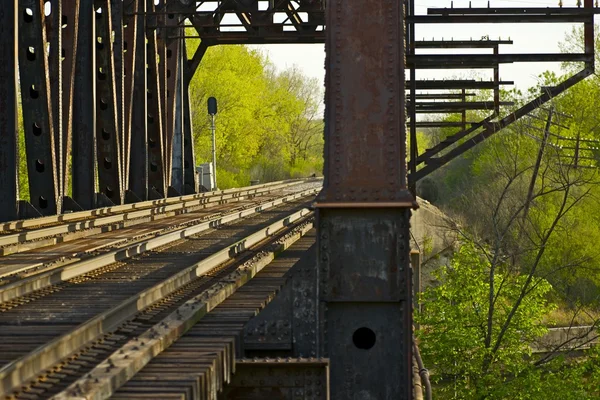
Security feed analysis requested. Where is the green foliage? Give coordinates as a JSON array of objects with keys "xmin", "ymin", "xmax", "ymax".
[
  {"xmin": 417, "ymin": 241, "xmax": 556, "ymax": 399},
  {"xmin": 187, "ymin": 41, "xmax": 323, "ymax": 188}
]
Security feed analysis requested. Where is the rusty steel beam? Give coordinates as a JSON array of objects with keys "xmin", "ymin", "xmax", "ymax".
[
  {"xmin": 414, "ymin": 121, "xmax": 480, "ymax": 128},
  {"xmin": 146, "ymin": 10, "xmax": 166, "ymax": 198},
  {"xmin": 182, "ymin": 44, "xmax": 197, "ymax": 195},
  {"xmin": 162, "ymin": 12, "xmax": 180, "ymax": 191},
  {"xmin": 95, "ymin": 0, "xmax": 123, "ymax": 205},
  {"xmin": 0, "ymin": 0, "xmax": 19, "ymax": 222},
  {"xmin": 122, "ymin": 0, "xmax": 138, "ymax": 192},
  {"xmin": 406, "ymin": 80, "xmax": 513, "ymax": 89},
  {"xmin": 408, "ymin": 93, "xmax": 476, "ymax": 100},
  {"xmin": 412, "ymin": 101, "xmax": 514, "ymax": 110},
  {"xmin": 111, "ymin": 0, "xmax": 126, "ymax": 193},
  {"xmin": 409, "ymin": 53, "xmax": 592, "ymax": 68},
  {"xmin": 411, "ymin": 68, "xmax": 593, "ymax": 182},
  {"xmin": 60, "ymin": 0, "xmax": 80, "ymax": 205},
  {"xmin": 19, "ymin": 0, "xmax": 59, "ymax": 215},
  {"xmin": 411, "ymin": 14, "xmax": 593, "ymax": 24},
  {"xmin": 427, "ymin": 7, "xmax": 600, "ymax": 15},
  {"xmin": 414, "ymin": 39, "xmax": 513, "ymax": 48},
  {"xmin": 128, "ymin": 0, "xmax": 147, "ymax": 201},
  {"xmin": 47, "ymin": 0, "xmax": 64, "ymax": 206},
  {"xmin": 318, "ymin": 1, "xmax": 414, "ymax": 399},
  {"xmin": 72, "ymin": 0, "xmax": 96, "ymax": 210}
]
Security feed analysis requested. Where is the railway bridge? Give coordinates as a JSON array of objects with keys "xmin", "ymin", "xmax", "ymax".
[{"xmin": 1, "ymin": 1, "xmax": 599, "ymax": 399}]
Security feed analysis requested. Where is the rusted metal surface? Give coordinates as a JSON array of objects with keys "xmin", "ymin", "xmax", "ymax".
[
  {"xmin": 317, "ymin": 1, "xmax": 414, "ymax": 399},
  {"xmin": 95, "ymin": 0, "xmax": 123, "ymax": 205},
  {"xmin": 405, "ymin": 1, "xmax": 596, "ymax": 185},
  {"xmin": 19, "ymin": 0, "xmax": 59, "ymax": 215},
  {"xmin": 0, "ymin": 195, "xmax": 316, "ymax": 397},
  {"xmin": 222, "ymin": 358, "xmax": 329, "ymax": 400},
  {"xmin": 147, "ymin": 14, "xmax": 166, "ymax": 197},
  {"xmin": 0, "ymin": 1, "xmax": 19, "ymax": 222},
  {"xmin": 318, "ymin": 0, "xmax": 413, "ymax": 207},
  {"xmin": 128, "ymin": 0, "xmax": 147, "ymax": 201},
  {"xmin": 72, "ymin": 0, "xmax": 96, "ymax": 210}
]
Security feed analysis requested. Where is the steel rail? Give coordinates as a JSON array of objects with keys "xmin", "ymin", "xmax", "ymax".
[
  {"xmin": 0, "ymin": 187, "xmax": 317, "ymax": 282},
  {"xmin": 52, "ymin": 217, "xmax": 315, "ymax": 400},
  {"xmin": 0, "ymin": 206, "xmax": 314, "ymax": 397},
  {"xmin": 0, "ymin": 178, "xmax": 312, "ymax": 233},
  {"xmin": 0, "ymin": 179, "xmax": 315, "ymax": 252},
  {"xmin": 0, "ymin": 188, "xmax": 319, "ymax": 305}
]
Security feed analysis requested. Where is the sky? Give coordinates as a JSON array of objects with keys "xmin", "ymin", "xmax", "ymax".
[{"xmin": 250, "ymin": 0, "xmax": 594, "ymax": 93}]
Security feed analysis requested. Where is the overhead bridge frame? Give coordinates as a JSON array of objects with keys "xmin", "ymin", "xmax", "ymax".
[{"xmin": 1, "ymin": 1, "xmax": 600, "ymax": 399}]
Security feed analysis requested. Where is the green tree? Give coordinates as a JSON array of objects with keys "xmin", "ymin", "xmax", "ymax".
[
  {"xmin": 187, "ymin": 42, "xmax": 324, "ymax": 188},
  {"xmin": 417, "ymin": 241, "xmax": 555, "ymax": 399}
]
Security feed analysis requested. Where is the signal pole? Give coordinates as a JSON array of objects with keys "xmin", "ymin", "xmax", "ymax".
[{"xmin": 207, "ymin": 97, "xmax": 218, "ymax": 189}]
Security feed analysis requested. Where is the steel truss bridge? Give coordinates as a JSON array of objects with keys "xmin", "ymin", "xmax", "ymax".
[{"xmin": 0, "ymin": 0, "xmax": 598, "ymax": 399}]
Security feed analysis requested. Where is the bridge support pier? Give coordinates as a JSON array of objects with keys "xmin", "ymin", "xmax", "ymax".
[{"xmin": 317, "ymin": 0, "xmax": 415, "ymax": 398}]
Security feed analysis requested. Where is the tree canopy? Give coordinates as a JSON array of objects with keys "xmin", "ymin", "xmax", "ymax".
[{"xmin": 187, "ymin": 43, "xmax": 324, "ymax": 188}]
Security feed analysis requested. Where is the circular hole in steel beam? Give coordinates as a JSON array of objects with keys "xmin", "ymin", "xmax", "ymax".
[
  {"xmin": 99, "ymin": 98, "xmax": 108, "ymax": 110},
  {"xmin": 32, "ymin": 122, "xmax": 42, "ymax": 136},
  {"xmin": 352, "ymin": 327, "xmax": 376, "ymax": 350},
  {"xmin": 29, "ymin": 85, "xmax": 39, "ymax": 99},
  {"xmin": 96, "ymin": 35, "xmax": 104, "ymax": 45},
  {"xmin": 149, "ymin": 138, "xmax": 156, "ymax": 148},
  {"xmin": 102, "ymin": 129, "xmax": 110, "ymax": 140},
  {"xmin": 168, "ymin": 13, "xmax": 174, "ymax": 20},
  {"xmin": 167, "ymin": 49, "xmax": 172, "ymax": 58},
  {"xmin": 24, "ymin": 8, "xmax": 34, "ymax": 23},
  {"xmin": 148, "ymin": 114, "xmax": 154, "ymax": 124},
  {"xmin": 27, "ymin": 47, "xmax": 36, "ymax": 61},
  {"xmin": 167, "ymin": 69, "xmax": 171, "ymax": 78},
  {"xmin": 38, "ymin": 196, "xmax": 48, "ymax": 209},
  {"xmin": 103, "ymin": 157, "xmax": 112, "ymax": 169},
  {"xmin": 98, "ymin": 67, "xmax": 107, "ymax": 80},
  {"xmin": 150, "ymin": 162, "xmax": 158, "ymax": 172},
  {"xmin": 35, "ymin": 159, "xmax": 45, "ymax": 173},
  {"xmin": 105, "ymin": 186, "xmax": 114, "ymax": 198}
]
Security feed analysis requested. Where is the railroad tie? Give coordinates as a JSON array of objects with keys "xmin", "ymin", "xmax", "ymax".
[{"xmin": 110, "ymin": 231, "xmax": 316, "ymax": 400}]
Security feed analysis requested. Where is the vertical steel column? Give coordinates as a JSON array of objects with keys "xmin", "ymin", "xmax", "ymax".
[
  {"xmin": 0, "ymin": 0, "xmax": 19, "ymax": 222},
  {"xmin": 171, "ymin": 40, "xmax": 184, "ymax": 194},
  {"xmin": 183, "ymin": 43, "xmax": 199, "ymax": 195},
  {"xmin": 94, "ymin": 0, "xmax": 122, "ymax": 204},
  {"xmin": 61, "ymin": 0, "xmax": 80, "ymax": 200},
  {"xmin": 111, "ymin": 0, "xmax": 125, "ymax": 193},
  {"xmin": 408, "ymin": 0, "xmax": 417, "ymax": 195},
  {"xmin": 122, "ymin": 0, "xmax": 137, "ymax": 194},
  {"xmin": 146, "ymin": 3, "xmax": 166, "ymax": 197},
  {"xmin": 128, "ymin": 0, "xmax": 147, "ymax": 200},
  {"xmin": 163, "ymin": 11, "xmax": 180, "ymax": 189},
  {"xmin": 72, "ymin": 0, "xmax": 96, "ymax": 209},
  {"xmin": 316, "ymin": 1, "xmax": 415, "ymax": 399},
  {"xmin": 19, "ymin": 0, "xmax": 59, "ymax": 215},
  {"xmin": 47, "ymin": 0, "xmax": 64, "ymax": 209}
]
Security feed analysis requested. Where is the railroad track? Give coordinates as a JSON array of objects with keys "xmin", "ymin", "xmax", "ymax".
[
  {"xmin": 0, "ymin": 180, "xmax": 320, "ymax": 289},
  {"xmin": 0, "ymin": 187, "xmax": 320, "ymax": 399},
  {"xmin": 0, "ymin": 179, "xmax": 315, "ymax": 256}
]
